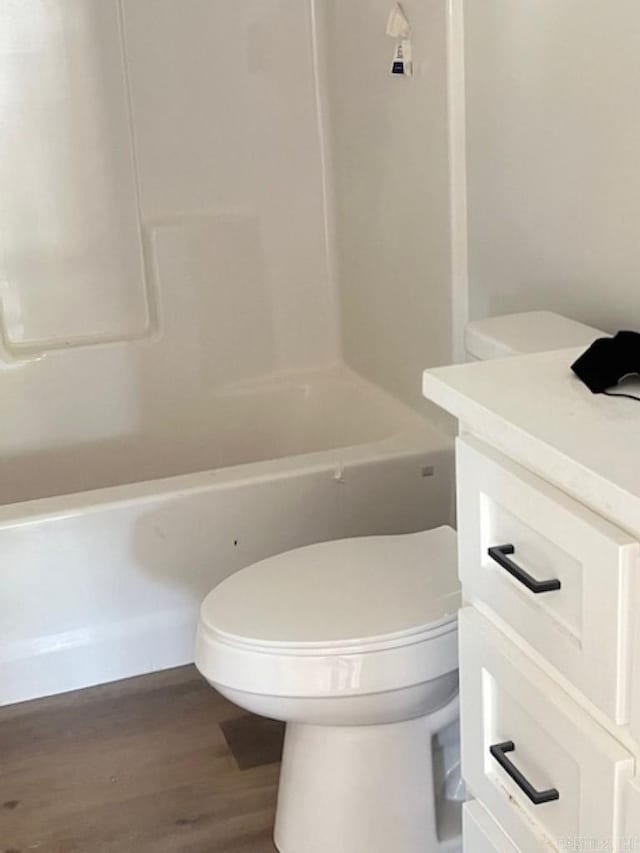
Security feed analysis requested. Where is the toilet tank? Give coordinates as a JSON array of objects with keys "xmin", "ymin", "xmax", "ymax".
[{"xmin": 465, "ymin": 311, "xmax": 604, "ymax": 361}]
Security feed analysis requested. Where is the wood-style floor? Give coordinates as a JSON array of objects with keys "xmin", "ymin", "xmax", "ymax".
[{"xmin": 0, "ymin": 667, "xmax": 283, "ymax": 853}]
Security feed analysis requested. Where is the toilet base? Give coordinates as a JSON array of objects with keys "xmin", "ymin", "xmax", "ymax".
[{"xmin": 273, "ymin": 695, "xmax": 461, "ymax": 853}]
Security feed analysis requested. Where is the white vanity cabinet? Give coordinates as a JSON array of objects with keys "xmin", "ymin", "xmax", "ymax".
[
  {"xmin": 423, "ymin": 348, "xmax": 640, "ymax": 853},
  {"xmin": 463, "ymin": 800, "xmax": 518, "ymax": 852},
  {"xmin": 625, "ymin": 778, "xmax": 640, "ymax": 844}
]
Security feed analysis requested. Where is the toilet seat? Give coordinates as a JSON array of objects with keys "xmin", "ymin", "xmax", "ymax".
[
  {"xmin": 201, "ymin": 525, "xmax": 459, "ymax": 649},
  {"xmin": 196, "ymin": 526, "xmax": 460, "ymax": 698}
]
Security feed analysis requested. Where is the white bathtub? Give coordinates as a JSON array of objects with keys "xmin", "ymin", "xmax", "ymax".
[{"xmin": 1, "ymin": 366, "xmax": 453, "ymax": 706}]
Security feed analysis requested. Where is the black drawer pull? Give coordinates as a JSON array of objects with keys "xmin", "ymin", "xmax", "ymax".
[
  {"xmin": 490, "ymin": 741, "xmax": 560, "ymax": 805},
  {"xmin": 488, "ymin": 544, "xmax": 561, "ymax": 594}
]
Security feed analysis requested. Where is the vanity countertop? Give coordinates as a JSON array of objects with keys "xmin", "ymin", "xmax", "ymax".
[{"xmin": 423, "ymin": 347, "xmax": 640, "ymax": 535}]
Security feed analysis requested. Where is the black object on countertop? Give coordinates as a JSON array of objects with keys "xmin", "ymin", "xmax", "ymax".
[{"xmin": 571, "ymin": 331, "xmax": 640, "ymax": 399}]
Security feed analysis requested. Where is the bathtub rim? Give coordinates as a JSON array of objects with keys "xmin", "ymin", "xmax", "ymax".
[{"xmin": 0, "ymin": 422, "xmax": 452, "ymax": 528}]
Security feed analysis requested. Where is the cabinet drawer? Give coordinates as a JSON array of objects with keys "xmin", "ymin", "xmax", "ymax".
[
  {"xmin": 630, "ymin": 576, "xmax": 640, "ymax": 742},
  {"xmin": 463, "ymin": 801, "xmax": 518, "ymax": 852},
  {"xmin": 457, "ymin": 435, "xmax": 639, "ymax": 723},
  {"xmin": 460, "ymin": 608, "xmax": 634, "ymax": 852}
]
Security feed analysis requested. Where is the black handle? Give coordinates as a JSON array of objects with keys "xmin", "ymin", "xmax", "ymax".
[
  {"xmin": 488, "ymin": 544, "xmax": 561, "ymax": 594},
  {"xmin": 490, "ymin": 741, "xmax": 559, "ymax": 805}
]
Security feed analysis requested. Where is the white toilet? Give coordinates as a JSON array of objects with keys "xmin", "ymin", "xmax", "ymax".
[{"xmin": 195, "ymin": 312, "xmax": 603, "ymax": 853}]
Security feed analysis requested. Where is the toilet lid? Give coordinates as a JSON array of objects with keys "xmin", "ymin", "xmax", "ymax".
[{"xmin": 200, "ymin": 525, "xmax": 460, "ymax": 649}]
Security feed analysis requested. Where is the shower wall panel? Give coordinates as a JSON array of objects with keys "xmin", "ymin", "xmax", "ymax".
[
  {"xmin": 0, "ymin": 0, "xmax": 150, "ymax": 357},
  {"xmin": 0, "ymin": 0, "xmax": 337, "ymax": 466},
  {"xmin": 318, "ymin": 0, "xmax": 453, "ymax": 411}
]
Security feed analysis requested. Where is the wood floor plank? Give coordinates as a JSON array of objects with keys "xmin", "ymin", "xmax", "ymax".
[{"xmin": 0, "ymin": 667, "xmax": 279, "ymax": 853}]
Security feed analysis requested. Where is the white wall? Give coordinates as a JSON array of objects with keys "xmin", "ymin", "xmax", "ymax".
[
  {"xmin": 0, "ymin": 0, "xmax": 339, "ymax": 469},
  {"xmin": 464, "ymin": 0, "xmax": 640, "ymax": 332},
  {"xmin": 318, "ymin": 0, "xmax": 453, "ymax": 409}
]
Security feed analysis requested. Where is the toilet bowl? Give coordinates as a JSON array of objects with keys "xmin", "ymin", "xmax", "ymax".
[
  {"xmin": 195, "ymin": 311, "xmax": 604, "ymax": 853},
  {"xmin": 196, "ymin": 526, "xmax": 461, "ymax": 853}
]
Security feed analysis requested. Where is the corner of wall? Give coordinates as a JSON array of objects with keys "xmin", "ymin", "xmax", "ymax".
[
  {"xmin": 308, "ymin": 0, "xmax": 343, "ymax": 365},
  {"xmin": 447, "ymin": 0, "xmax": 470, "ymax": 364}
]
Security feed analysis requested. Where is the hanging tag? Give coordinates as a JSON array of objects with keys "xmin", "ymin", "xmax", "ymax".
[
  {"xmin": 387, "ymin": 5, "xmax": 412, "ymax": 78},
  {"xmin": 391, "ymin": 38, "xmax": 413, "ymax": 77}
]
